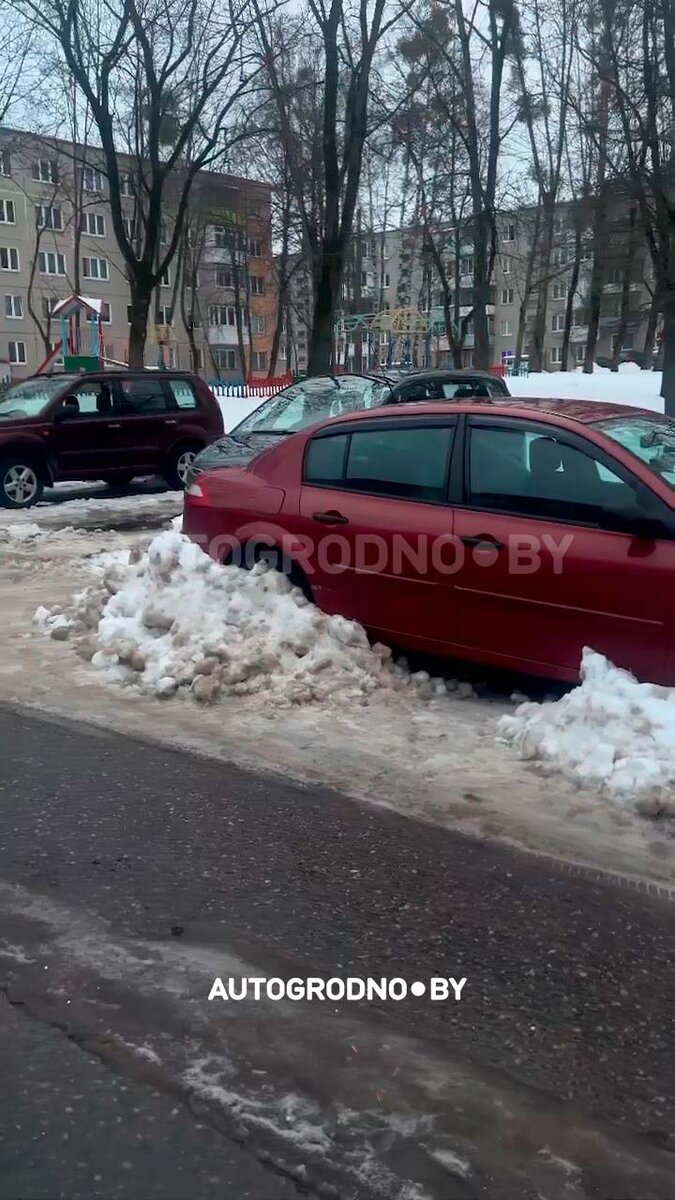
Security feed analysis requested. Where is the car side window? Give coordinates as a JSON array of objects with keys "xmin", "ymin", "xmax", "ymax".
[
  {"xmin": 468, "ymin": 424, "xmax": 636, "ymax": 523},
  {"xmin": 117, "ymin": 379, "xmax": 168, "ymax": 414},
  {"xmin": 305, "ymin": 434, "xmax": 349, "ymax": 484},
  {"xmin": 60, "ymin": 386, "xmax": 109, "ymax": 417},
  {"xmin": 70, "ymin": 387, "xmax": 99, "ymax": 415},
  {"xmin": 168, "ymin": 380, "xmax": 198, "ymax": 409},
  {"xmin": 304, "ymin": 423, "xmax": 455, "ymax": 502}
]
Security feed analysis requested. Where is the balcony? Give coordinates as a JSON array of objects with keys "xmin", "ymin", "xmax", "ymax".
[{"xmin": 207, "ymin": 324, "xmax": 239, "ymax": 346}]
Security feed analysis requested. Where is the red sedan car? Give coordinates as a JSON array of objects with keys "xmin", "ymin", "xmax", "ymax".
[{"xmin": 183, "ymin": 397, "xmax": 675, "ymax": 685}]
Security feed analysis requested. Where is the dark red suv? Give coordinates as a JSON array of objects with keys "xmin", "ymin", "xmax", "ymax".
[{"xmin": 0, "ymin": 371, "xmax": 224, "ymax": 507}]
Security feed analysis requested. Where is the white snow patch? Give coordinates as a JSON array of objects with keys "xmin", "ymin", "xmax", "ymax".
[
  {"xmin": 509, "ymin": 368, "xmax": 663, "ymax": 411},
  {"xmin": 2, "ymin": 522, "xmax": 43, "ymax": 542},
  {"xmin": 429, "ymin": 1146, "xmax": 473, "ymax": 1179},
  {"xmin": 35, "ymin": 530, "xmax": 452, "ymax": 708},
  {"xmin": 498, "ymin": 648, "xmax": 675, "ymax": 816}
]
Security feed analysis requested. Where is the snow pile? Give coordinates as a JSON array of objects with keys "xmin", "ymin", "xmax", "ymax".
[
  {"xmin": 35, "ymin": 530, "xmax": 452, "ymax": 707},
  {"xmin": 509, "ymin": 369, "xmax": 663, "ymax": 411},
  {"xmin": 0, "ymin": 523, "xmax": 43, "ymax": 542},
  {"xmin": 498, "ymin": 649, "xmax": 675, "ymax": 816}
]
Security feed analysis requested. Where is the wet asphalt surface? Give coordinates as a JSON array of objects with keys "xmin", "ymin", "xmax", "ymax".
[{"xmin": 0, "ymin": 704, "xmax": 673, "ymax": 1189}]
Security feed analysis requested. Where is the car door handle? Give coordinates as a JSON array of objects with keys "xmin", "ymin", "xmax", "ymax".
[
  {"xmin": 312, "ymin": 510, "xmax": 349, "ymax": 525},
  {"xmin": 165, "ymin": 419, "xmax": 178, "ymax": 425},
  {"xmin": 107, "ymin": 423, "xmax": 122, "ymax": 429},
  {"xmin": 461, "ymin": 534, "xmax": 505, "ymax": 549}
]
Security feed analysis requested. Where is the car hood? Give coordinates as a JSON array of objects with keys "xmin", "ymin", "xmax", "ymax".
[{"xmin": 192, "ymin": 432, "xmax": 285, "ymax": 473}]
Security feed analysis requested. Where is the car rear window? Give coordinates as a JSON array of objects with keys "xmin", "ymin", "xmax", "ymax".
[
  {"xmin": 168, "ymin": 380, "xmax": 198, "ymax": 409},
  {"xmin": 304, "ymin": 422, "xmax": 456, "ymax": 502},
  {"xmin": 118, "ymin": 379, "xmax": 168, "ymax": 413}
]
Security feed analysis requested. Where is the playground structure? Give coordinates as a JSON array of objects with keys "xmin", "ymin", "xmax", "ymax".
[{"xmin": 36, "ymin": 295, "xmax": 107, "ymax": 374}]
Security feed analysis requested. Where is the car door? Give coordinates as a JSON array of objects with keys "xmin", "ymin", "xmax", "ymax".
[
  {"xmin": 451, "ymin": 414, "xmax": 675, "ymax": 682},
  {"xmin": 114, "ymin": 377, "xmax": 173, "ymax": 472},
  {"xmin": 296, "ymin": 416, "xmax": 460, "ymax": 648},
  {"xmin": 50, "ymin": 382, "xmax": 121, "ymax": 478}
]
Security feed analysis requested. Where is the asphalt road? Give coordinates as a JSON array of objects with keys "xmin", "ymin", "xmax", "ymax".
[{"xmin": 0, "ymin": 705, "xmax": 673, "ymax": 1199}]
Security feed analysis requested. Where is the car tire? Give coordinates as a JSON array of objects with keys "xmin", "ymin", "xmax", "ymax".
[
  {"xmin": 246, "ymin": 544, "xmax": 313, "ymax": 603},
  {"xmin": 102, "ymin": 473, "xmax": 134, "ymax": 489},
  {"xmin": 164, "ymin": 443, "xmax": 202, "ymax": 490},
  {"xmin": 0, "ymin": 457, "xmax": 44, "ymax": 509}
]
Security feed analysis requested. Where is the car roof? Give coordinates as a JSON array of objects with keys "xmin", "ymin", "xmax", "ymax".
[
  {"xmin": 31, "ymin": 369, "xmax": 199, "ymax": 384},
  {"xmin": 324, "ymin": 396, "xmax": 660, "ymax": 426}
]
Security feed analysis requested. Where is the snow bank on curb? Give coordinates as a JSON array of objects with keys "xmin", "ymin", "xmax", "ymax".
[
  {"xmin": 498, "ymin": 649, "xmax": 675, "ymax": 816},
  {"xmin": 34, "ymin": 530, "xmax": 454, "ymax": 707}
]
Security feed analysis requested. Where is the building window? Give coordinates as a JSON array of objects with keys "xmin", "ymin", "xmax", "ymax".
[
  {"xmin": 552, "ymin": 247, "xmax": 570, "ymax": 267},
  {"xmin": 214, "ymin": 348, "xmax": 237, "ymax": 370},
  {"xmin": 249, "ymin": 275, "xmax": 265, "ymax": 295},
  {"xmin": 503, "ymin": 222, "xmax": 516, "ymax": 242},
  {"xmin": 580, "ymin": 245, "xmax": 592, "ymax": 261},
  {"xmin": 209, "ymin": 304, "xmax": 236, "ymax": 326},
  {"xmin": 8, "ymin": 340, "xmax": 26, "ymax": 364},
  {"xmin": 0, "ymin": 247, "xmax": 19, "ymax": 271},
  {"xmin": 5, "ymin": 294, "xmax": 22, "ymax": 318},
  {"xmin": 250, "ymin": 350, "xmax": 267, "ymax": 371},
  {"xmin": 384, "ymin": 273, "xmax": 390, "ymax": 288},
  {"xmin": 500, "ymin": 287, "xmax": 514, "ymax": 305},
  {"xmin": 155, "ymin": 306, "xmax": 172, "ymax": 326},
  {"xmin": 118, "ymin": 174, "xmax": 133, "ymax": 197},
  {"xmin": 83, "ymin": 166, "xmax": 104, "ymax": 193},
  {"xmin": 216, "ymin": 267, "xmax": 233, "ymax": 288},
  {"xmin": 82, "ymin": 256, "xmax": 108, "ymax": 281},
  {"xmin": 575, "ymin": 343, "xmax": 585, "ymax": 362},
  {"xmin": 461, "ymin": 256, "xmax": 474, "ymax": 277},
  {"xmin": 160, "ymin": 268, "xmax": 171, "ymax": 287},
  {"xmin": 0, "ymin": 150, "xmax": 10, "ymax": 176},
  {"xmin": 551, "ymin": 312, "xmax": 565, "ymax": 332},
  {"xmin": 81, "ymin": 212, "xmax": 106, "ymax": 236},
  {"xmin": 554, "ymin": 215, "xmax": 565, "ymax": 234},
  {"xmin": 122, "ymin": 216, "xmax": 135, "ymax": 241},
  {"xmin": 213, "ymin": 226, "xmax": 227, "ymax": 248},
  {"xmin": 41, "ymin": 296, "xmax": 60, "ymax": 320},
  {"xmin": 36, "ymin": 205, "xmax": 63, "ymax": 231},
  {"xmin": 551, "ymin": 282, "xmax": 566, "ymax": 300},
  {"xmin": 550, "ymin": 345, "xmax": 563, "ymax": 364},
  {"xmin": 250, "ymin": 314, "xmax": 266, "ymax": 334},
  {"xmin": 501, "ymin": 257, "xmax": 511, "ymax": 275},
  {"xmin": 248, "ymin": 237, "xmax": 262, "ymax": 257},
  {"xmin": 100, "ymin": 301, "xmax": 112, "ymax": 323},
  {"xmin": 0, "ymin": 199, "xmax": 16, "ymax": 224},
  {"xmin": 32, "ymin": 159, "xmax": 57, "ymax": 183},
  {"xmin": 499, "ymin": 319, "xmax": 511, "ymax": 336},
  {"xmin": 39, "ymin": 251, "xmax": 66, "ymax": 276}
]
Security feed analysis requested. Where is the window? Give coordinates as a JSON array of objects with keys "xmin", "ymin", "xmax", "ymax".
[
  {"xmin": 118, "ymin": 379, "xmax": 168, "ymax": 413},
  {"xmin": 39, "ymin": 251, "xmax": 66, "ymax": 275},
  {"xmin": 305, "ymin": 434, "xmax": 349, "ymax": 485},
  {"xmin": 83, "ymin": 166, "xmax": 104, "ymax": 193},
  {"xmin": 5, "ymin": 295, "xmax": 22, "ymax": 318},
  {"xmin": 0, "ymin": 199, "xmax": 15, "ymax": 224},
  {"xmin": 552, "ymin": 247, "xmax": 570, "ymax": 267},
  {"xmin": 500, "ymin": 287, "xmax": 514, "ymax": 305},
  {"xmin": 317, "ymin": 424, "xmax": 457, "ymax": 502},
  {"xmin": 250, "ymin": 350, "xmax": 267, "ymax": 370},
  {"xmin": 503, "ymin": 223, "xmax": 516, "ymax": 242},
  {"xmin": 209, "ymin": 304, "xmax": 236, "ymax": 326},
  {"xmin": 250, "ymin": 314, "xmax": 266, "ymax": 334},
  {"xmin": 214, "ymin": 348, "xmax": 237, "ymax": 370},
  {"xmin": 185, "ymin": 270, "xmax": 200, "ymax": 289},
  {"xmin": 0, "ymin": 150, "xmax": 10, "ymax": 176},
  {"xmin": 8, "ymin": 340, "xmax": 26, "ymax": 364},
  {"xmin": 551, "ymin": 282, "xmax": 566, "ymax": 300},
  {"xmin": 467, "ymin": 423, "xmax": 635, "ymax": 523},
  {"xmin": 213, "ymin": 225, "xmax": 227, "ymax": 248},
  {"xmin": 216, "ymin": 267, "xmax": 233, "ymax": 288},
  {"xmin": 156, "ymin": 305, "xmax": 173, "ymax": 326},
  {"xmin": 248, "ymin": 237, "xmax": 262, "ymax": 257},
  {"xmin": 499, "ymin": 319, "xmax": 511, "ymax": 336},
  {"xmin": 550, "ymin": 346, "xmax": 563, "ymax": 364},
  {"xmin": 100, "ymin": 301, "xmax": 112, "ymax": 323},
  {"xmin": 0, "ymin": 247, "xmax": 19, "ymax": 271},
  {"xmin": 249, "ymin": 275, "xmax": 265, "ymax": 295},
  {"xmin": 574, "ymin": 343, "xmax": 585, "ymax": 363},
  {"xmin": 33, "ymin": 159, "xmax": 57, "ymax": 183},
  {"xmin": 81, "ymin": 211, "xmax": 106, "ymax": 236},
  {"xmin": 551, "ymin": 313, "xmax": 565, "ymax": 332},
  {"xmin": 119, "ymin": 174, "xmax": 133, "ymax": 197},
  {"xmin": 36, "ymin": 205, "xmax": 63, "ymax": 231},
  {"xmin": 41, "ymin": 295, "xmax": 61, "ymax": 320},
  {"xmin": 501, "ymin": 257, "xmax": 511, "ymax": 275},
  {"xmin": 580, "ymin": 245, "xmax": 592, "ymax": 261},
  {"xmin": 160, "ymin": 222, "xmax": 169, "ymax": 246},
  {"xmin": 554, "ymin": 215, "xmax": 565, "ymax": 234},
  {"xmin": 593, "ymin": 414, "xmax": 675, "ymax": 489},
  {"xmin": 384, "ymin": 273, "xmax": 390, "ymax": 288},
  {"xmin": 461, "ymin": 256, "xmax": 474, "ymax": 277},
  {"xmin": 168, "ymin": 380, "xmax": 198, "ymax": 409},
  {"xmin": 160, "ymin": 268, "xmax": 171, "ymax": 287},
  {"xmin": 122, "ymin": 216, "xmax": 135, "ymax": 241},
  {"xmin": 82, "ymin": 256, "xmax": 108, "ymax": 280}
]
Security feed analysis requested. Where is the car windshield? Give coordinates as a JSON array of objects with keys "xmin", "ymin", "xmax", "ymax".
[
  {"xmin": 0, "ymin": 376, "xmax": 73, "ymax": 418},
  {"xmin": 593, "ymin": 414, "xmax": 675, "ymax": 488},
  {"xmin": 233, "ymin": 376, "xmax": 391, "ymax": 435}
]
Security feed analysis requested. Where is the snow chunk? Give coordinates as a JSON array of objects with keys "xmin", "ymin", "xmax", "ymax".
[
  {"xmin": 37, "ymin": 530, "xmax": 445, "ymax": 708},
  {"xmin": 498, "ymin": 649, "xmax": 675, "ymax": 816}
]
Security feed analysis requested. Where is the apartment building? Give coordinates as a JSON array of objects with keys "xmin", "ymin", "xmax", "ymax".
[{"xmin": 0, "ymin": 129, "xmax": 274, "ymax": 381}]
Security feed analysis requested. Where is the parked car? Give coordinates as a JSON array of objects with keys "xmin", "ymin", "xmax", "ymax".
[
  {"xmin": 190, "ymin": 370, "xmax": 510, "ymax": 477},
  {"xmin": 0, "ymin": 371, "xmax": 224, "ymax": 507},
  {"xmin": 184, "ymin": 396, "xmax": 675, "ymax": 686}
]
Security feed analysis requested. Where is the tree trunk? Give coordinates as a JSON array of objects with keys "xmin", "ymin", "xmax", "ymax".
[
  {"xmin": 307, "ymin": 252, "xmax": 340, "ymax": 375},
  {"xmin": 611, "ymin": 206, "xmax": 638, "ymax": 369},
  {"xmin": 128, "ymin": 286, "xmax": 151, "ymax": 368},
  {"xmin": 530, "ymin": 193, "xmax": 556, "ymax": 373},
  {"xmin": 583, "ymin": 189, "xmax": 608, "ymax": 373},
  {"xmin": 561, "ymin": 216, "xmax": 583, "ymax": 371},
  {"xmin": 472, "ymin": 209, "xmax": 492, "ymax": 369},
  {"xmin": 661, "ymin": 288, "xmax": 675, "ymax": 416},
  {"xmin": 643, "ymin": 288, "xmax": 660, "ymax": 366}
]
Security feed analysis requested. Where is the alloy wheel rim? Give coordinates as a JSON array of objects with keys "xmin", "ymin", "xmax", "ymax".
[
  {"xmin": 176, "ymin": 451, "xmax": 195, "ymax": 484},
  {"xmin": 5, "ymin": 465, "xmax": 38, "ymax": 505}
]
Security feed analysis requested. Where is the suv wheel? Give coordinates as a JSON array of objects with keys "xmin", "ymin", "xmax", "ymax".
[
  {"xmin": 0, "ymin": 458, "xmax": 44, "ymax": 509},
  {"xmin": 165, "ymin": 443, "xmax": 201, "ymax": 490}
]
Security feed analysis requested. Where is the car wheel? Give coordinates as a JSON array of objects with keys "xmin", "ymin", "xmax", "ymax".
[
  {"xmin": 165, "ymin": 444, "xmax": 201, "ymax": 490},
  {"xmin": 102, "ymin": 473, "xmax": 134, "ymax": 489},
  {"xmin": 0, "ymin": 458, "xmax": 44, "ymax": 509},
  {"xmin": 249, "ymin": 545, "xmax": 313, "ymax": 603}
]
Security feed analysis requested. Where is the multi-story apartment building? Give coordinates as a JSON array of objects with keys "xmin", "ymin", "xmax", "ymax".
[
  {"xmin": 0, "ymin": 129, "xmax": 274, "ymax": 381},
  {"xmin": 279, "ymin": 197, "xmax": 657, "ymax": 374}
]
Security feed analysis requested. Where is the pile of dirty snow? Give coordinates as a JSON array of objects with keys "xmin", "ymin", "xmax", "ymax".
[
  {"xmin": 34, "ymin": 530, "xmax": 453, "ymax": 707},
  {"xmin": 498, "ymin": 650, "xmax": 675, "ymax": 816}
]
